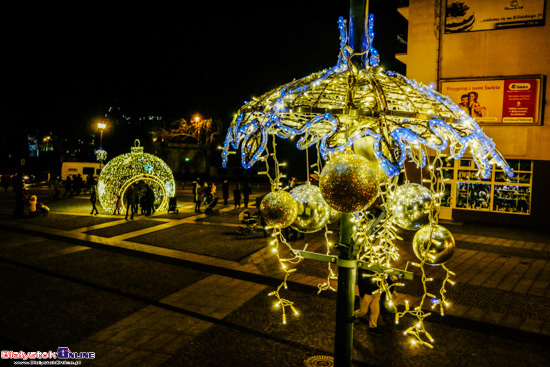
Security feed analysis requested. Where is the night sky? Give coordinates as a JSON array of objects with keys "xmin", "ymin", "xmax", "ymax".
[{"xmin": 2, "ymin": 1, "xmax": 405, "ymax": 138}]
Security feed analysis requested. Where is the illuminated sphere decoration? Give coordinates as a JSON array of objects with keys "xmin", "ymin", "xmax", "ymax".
[
  {"xmin": 387, "ymin": 183, "xmax": 432, "ymax": 230},
  {"xmin": 290, "ymin": 184, "xmax": 331, "ymax": 233},
  {"xmin": 319, "ymin": 153, "xmax": 379, "ymax": 213},
  {"xmin": 260, "ymin": 191, "xmax": 299, "ymax": 229},
  {"xmin": 412, "ymin": 224, "xmax": 455, "ymax": 265},
  {"xmin": 97, "ymin": 140, "xmax": 176, "ymax": 214},
  {"xmin": 95, "ymin": 148, "xmax": 108, "ymax": 162}
]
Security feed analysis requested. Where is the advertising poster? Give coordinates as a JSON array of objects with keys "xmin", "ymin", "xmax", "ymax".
[
  {"xmin": 440, "ymin": 77, "xmax": 541, "ymax": 124},
  {"xmin": 445, "ymin": 0, "xmax": 545, "ymax": 33},
  {"xmin": 502, "ymin": 79, "xmax": 540, "ymax": 123}
]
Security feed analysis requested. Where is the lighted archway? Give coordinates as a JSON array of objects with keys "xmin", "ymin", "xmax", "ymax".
[{"xmin": 97, "ymin": 140, "xmax": 176, "ymax": 214}]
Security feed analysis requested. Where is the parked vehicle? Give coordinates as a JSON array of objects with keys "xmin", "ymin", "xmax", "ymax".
[{"xmin": 61, "ymin": 162, "xmax": 101, "ymax": 180}]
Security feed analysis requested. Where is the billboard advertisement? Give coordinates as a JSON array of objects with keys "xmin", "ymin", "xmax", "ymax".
[
  {"xmin": 445, "ymin": 0, "xmax": 545, "ymax": 33},
  {"xmin": 440, "ymin": 77, "xmax": 543, "ymax": 124}
]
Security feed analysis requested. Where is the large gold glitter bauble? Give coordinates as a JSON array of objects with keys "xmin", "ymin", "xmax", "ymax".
[
  {"xmin": 387, "ymin": 183, "xmax": 432, "ymax": 230},
  {"xmin": 290, "ymin": 184, "xmax": 331, "ymax": 233},
  {"xmin": 260, "ymin": 191, "xmax": 299, "ymax": 229},
  {"xmin": 319, "ymin": 154, "xmax": 379, "ymax": 213},
  {"xmin": 413, "ymin": 225, "xmax": 455, "ymax": 265}
]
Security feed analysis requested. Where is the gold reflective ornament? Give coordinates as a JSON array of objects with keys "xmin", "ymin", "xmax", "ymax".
[
  {"xmin": 413, "ymin": 224, "xmax": 455, "ymax": 265},
  {"xmin": 353, "ymin": 136, "xmax": 389, "ymax": 183},
  {"xmin": 260, "ymin": 191, "xmax": 298, "ymax": 229},
  {"xmin": 319, "ymin": 154, "xmax": 379, "ymax": 213},
  {"xmin": 353, "ymin": 136, "xmax": 379, "ymax": 161},
  {"xmin": 290, "ymin": 184, "xmax": 331, "ymax": 233},
  {"xmin": 388, "ymin": 183, "xmax": 432, "ymax": 230}
]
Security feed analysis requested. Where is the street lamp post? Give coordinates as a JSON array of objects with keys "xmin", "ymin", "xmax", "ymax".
[
  {"xmin": 97, "ymin": 121, "xmax": 107, "ymax": 169},
  {"xmin": 97, "ymin": 122, "xmax": 106, "ymax": 148}
]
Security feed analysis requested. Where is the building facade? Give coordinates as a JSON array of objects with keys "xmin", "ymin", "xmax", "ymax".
[{"xmin": 398, "ymin": 0, "xmax": 549, "ymax": 228}]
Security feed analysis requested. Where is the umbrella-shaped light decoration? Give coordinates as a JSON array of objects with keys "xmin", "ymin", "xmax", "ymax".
[
  {"xmin": 223, "ymin": 15, "xmax": 511, "ymax": 179},
  {"xmin": 222, "ymin": 13, "xmax": 512, "ymax": 351}
]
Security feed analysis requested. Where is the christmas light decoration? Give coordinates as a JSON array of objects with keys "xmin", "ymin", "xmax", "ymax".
[
  {"xmin": 289, "ymin": 183, "xmax": 331, "ymax": 233},
  {"xmin": 97, "ymin": 140, "xmax": 176, "ymax": 213},
  {"xmin": 222, "ymin": 17, "xmax": 512, "ymax": 180},
  {"xmin": 387, "ymin": 183, "xmax": 432, "ymax": 230},
  {"xmin": 260, "ymin": 190, "xmax": 299, "ymax": 229},
  {"xmin": 95, "ymin": 147, "xmax": 108, "ymax": 163},
  {"xmin": 222, "ymin": 13, "xmax": 512, "ymax": 350},
  {"xmin": 319, "ymin": 153, "xmax": 379, "ymax": 213},
  {"xmin": 412, "ymin": 224, "xmax": 456, "ymax": 265}
]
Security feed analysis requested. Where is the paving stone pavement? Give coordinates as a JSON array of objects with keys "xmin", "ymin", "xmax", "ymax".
[
  {"xmin": 74, "ymin": 274, "xmax": 267, "ymax": 367},
  {"xmin": 1, "ymin": 189, "xmax": 549, "ymax": 366}
]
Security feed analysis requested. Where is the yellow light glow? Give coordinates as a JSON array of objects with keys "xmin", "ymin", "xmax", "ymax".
[{"xmin": 97, "ymin": 141, "xmax": 175, "ymax": 213}]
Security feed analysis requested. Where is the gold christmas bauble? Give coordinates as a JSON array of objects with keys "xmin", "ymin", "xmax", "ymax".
[
  {"xmin": 387, "ymin": 183, "xmax": 432, "ymax": 230},
  {"xmin": 412, "ymin": 224, "xmax": 455, "ymax": 265},
  {"xmin": 290, "ymin": 184, "xmax": 331, "ymax": 233},
  {"xmin": 260, "ymin": 191, "xmax": 299, "ymax": 229},
  {"xmin": 319, "ymin": 154, "xmax": 379, "ymax": 213}
]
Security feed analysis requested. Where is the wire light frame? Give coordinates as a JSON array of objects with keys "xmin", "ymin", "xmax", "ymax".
[
  {"xmin": 222, "ymin": 15, "xmax": 513, "ymax": 347},
  {"xmin": 97, "ymin": 140, "xmax": 176, "ymax": 213}
]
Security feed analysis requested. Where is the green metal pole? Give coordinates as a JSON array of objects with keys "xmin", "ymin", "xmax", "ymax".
[
  {"xmin": 324, "ymin": 2, "xmax": 376, "ymax": 365},
  {"xmin": 348, "ymin": 0, "xmax": 369, "ymax": 68},
  {"xmin": 334, "ymin": 213, "xmax": 356, "ymax": 367},
  {"xmin": 333, "ymin": 3, "xmax": 369, "ymax": 365}
]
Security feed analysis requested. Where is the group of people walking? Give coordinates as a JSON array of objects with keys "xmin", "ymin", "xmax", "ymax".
[
  {"xmin": 193, "ymin": 180, "xmax": 216, "ymax": 213},
  {"xmin": 193, "ymin": 179, "xmax": 252, "ymax": 213},
  {"xmin": 120, "ymin": 181, "xmax": 156, "ymax": 219},
  {"xmin": 13, "ymin": 175, "xmax": 258, "ymax": 219},
  {"xmin": 56, "ymin": 173, "xmax": 96, "ymax": 199},
  {"xmin": 90, "ymin": 179, "xmax": 156, "ymax": 218},
  {"xmin": 231, "ymin": 182, "xmax": 251, "ymax": 209}
]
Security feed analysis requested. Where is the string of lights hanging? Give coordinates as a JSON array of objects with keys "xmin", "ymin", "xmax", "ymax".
[{"xmin": 222, "ymin": 10, "xmax": 513, "ymax": 351}]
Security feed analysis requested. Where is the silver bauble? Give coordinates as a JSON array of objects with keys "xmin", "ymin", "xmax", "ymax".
[
  {"xmin": 388, "ymin": 183, "xmax": 432, "ymax": 230},
  {"xmin": 290, "ymin": 184, "xmax": 331, "ymax": 233},
  {"xmin": 412, "ymin": 224, "xmax": 455, "ymax": 265},
  {"xmin": 260, "ymin": 191, "xmax": 298, "ymax": 229}
]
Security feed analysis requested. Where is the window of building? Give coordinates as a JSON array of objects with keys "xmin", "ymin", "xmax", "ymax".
[{"xmin": 439, "ymin": 158, "xmax": 532, "ymax": 215}]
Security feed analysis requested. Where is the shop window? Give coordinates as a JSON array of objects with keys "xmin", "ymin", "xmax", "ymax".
[
  {"xmin": 456, "ymin": 182, "xmax": 491, "ymax": 210},
  {"xmin": 494, "ymin": 185, "xmax": 530, "ymax": 214},
  {"xmin": 439, "ymin": 158, "xmax": 532, "ymax": 215}
]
